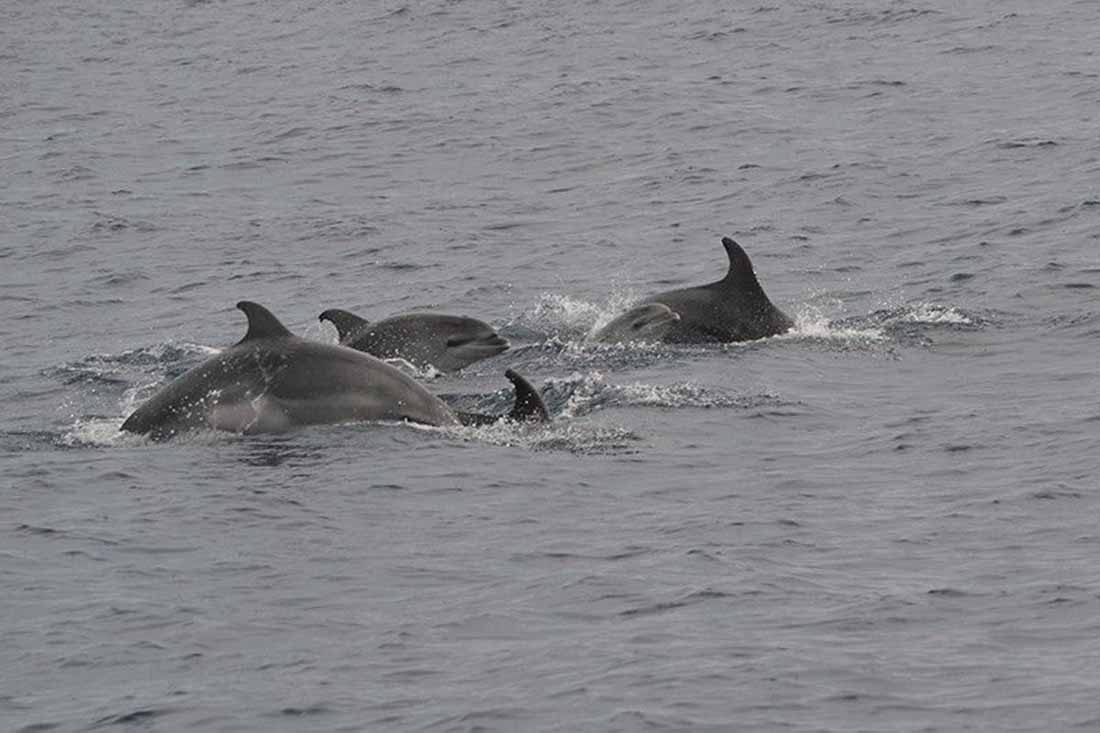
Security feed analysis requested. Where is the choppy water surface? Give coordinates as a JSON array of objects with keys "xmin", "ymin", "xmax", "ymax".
[{"xmin": 3, "ymin": 1, "xmax": 1100, "ymax": 730}]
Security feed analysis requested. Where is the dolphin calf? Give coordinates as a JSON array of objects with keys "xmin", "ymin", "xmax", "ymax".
[
  {"xmin": 319, "ymin": 308, "xmax": 509, "ymax": 372},
  {"xmin": 601, "ymin": 237, "xmax": 792, "ymax": 344},
  {"xmin": 120, "ymin": 302, "xmax": 546, "ymax": 440},
  {"xmin": 590, "ymin": 302, "xmax": 681, "ymax": 343}
]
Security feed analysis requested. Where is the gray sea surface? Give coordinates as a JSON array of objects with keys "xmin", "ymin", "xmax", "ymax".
[{"xmin": 3, "ymin": 1, "xmax": 1100, "ymax": 730}]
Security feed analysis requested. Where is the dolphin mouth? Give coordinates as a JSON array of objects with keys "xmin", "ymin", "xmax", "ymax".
[
  {"xmin": 446, "ymin": 334, "xmax": 509, "ymax": 355},
  {"xmin": 637, "ymin": 310, "xmax": 680, "ymax": 329}
]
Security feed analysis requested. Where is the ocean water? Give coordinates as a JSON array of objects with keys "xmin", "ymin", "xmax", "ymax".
[{"xmin": 3, "ymin": 1, "xmax": 1100, "ymax": 730}]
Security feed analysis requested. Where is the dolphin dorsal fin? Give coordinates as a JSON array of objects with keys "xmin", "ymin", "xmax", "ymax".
[
  {"xmin": 720, "ymin": 237, "xmax": 764, "ymax": 291},
  {"xmin": 505, "ymin": 369, "xmax": 549, "ymax": 423},
  {"xmin": 236, "ymin": 301, "xmax": 293, "ymax": 342},
  {"xmin": 318, "ymin": 308, "xmax": 370, "ymax": 340}
]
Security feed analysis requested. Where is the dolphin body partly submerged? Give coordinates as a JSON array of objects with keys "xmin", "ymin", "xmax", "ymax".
[
  {"xmin": 120, "ymin": 302, "xmax": 546, "ymax": 440},
  {"xmin": 319, "ymin": 308, "xmax": 509, "ymax": 373},
  {"xmin": 590, "ymin": 303, "xmax": 681, "ymax": 344},
  {"xmin": 598, "ymin": 237, "xmax": 793, "ymax": 344}
]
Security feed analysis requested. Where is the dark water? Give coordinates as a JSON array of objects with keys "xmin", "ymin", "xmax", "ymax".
[{"xmin": 3, "ymin": 1, "xmax": 1100, "ymax": 730}]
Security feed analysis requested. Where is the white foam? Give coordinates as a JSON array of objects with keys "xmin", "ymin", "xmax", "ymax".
[
  {"xmin": 382, "ymin": 357, "xmax": 443, "ymax": 380},
  {"xmin": 451, "ymin": 416, "xmax": 640, "ymax": 454},
  {"xmin": 902, "ymin": 303, "xmax": 972, "ymax": 325},
  {"xmin": 116, "ymin": 340, "xmax": 220, "ymax": 361},
  {"xmin": 61, "ymin": 417, "xmax": 132, "ymax": 447},
  {"xmin": 584, "ymin": 289, "xmax": 645, "ymax": 338},
  {"xmin": 786, "ymin": 305, "xmax": 887, "ymax": 343},
  {"xmin": 515, "ymin": 289, "xmax": 642, "ymax": 340},
  {"xmin": 546, "ymin": 371, "xmax": 758, "ymax": 418}
]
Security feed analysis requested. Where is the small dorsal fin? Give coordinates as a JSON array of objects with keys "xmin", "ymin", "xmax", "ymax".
[
  {"xmin": 318, "ymin": 308, "xmax": 370, "ymax": 340},
  {"xmin": 236, "ymin": 301, "xmax": 293, "ymax": 342},
  {"xmin": 505, "ymin": 369, "xmax": 549, "ymax": 423},
  {"xmin": 720, "ymin": 236, "xmax": 763, "ymax": 291},
  {"xmin": 452, "ymin": 370, "xmax": 550, "ymax": 426}
]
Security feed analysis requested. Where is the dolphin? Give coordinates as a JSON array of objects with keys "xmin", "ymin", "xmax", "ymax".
[
  {"xmin": 601, "ymin": 236, "xmax": 792, "ymax": 344},
  {"xmin": 120, "ymin": 302, "xmax": 547, "ymax": 440},
  {"xmin": 590, "ymin": 303, "xmax": 681, "ymax": 343},
  {"xmin": 319, "ymin": 308, "xmax": 509, "ymax": 372}
]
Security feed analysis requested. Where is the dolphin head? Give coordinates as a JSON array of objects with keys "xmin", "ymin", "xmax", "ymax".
[
  {"xmin": 442, "ymin": 318, "xmax": 510, "ymax": 366},
  {"xmin": 590, "ymin": 302, "xmax": 681, "ymax": 344}
]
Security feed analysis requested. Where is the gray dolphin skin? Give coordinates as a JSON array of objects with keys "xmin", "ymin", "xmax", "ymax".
[
  {"xmin": 120, "ymin": 302, "xmax": 546, "ymax": 440},
  {"xmin": 319, "ymin": 308, "xmax": 509, "ymax": 372},
  {"xmin": 590, "ymin": 302, "xmax": 681, "ymax": 343},
  {"xmin": 609, "ymin": 236, "xmax": 793, "ymax": 344}
]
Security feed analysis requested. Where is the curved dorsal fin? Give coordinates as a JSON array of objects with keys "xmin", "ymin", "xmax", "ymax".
[
  {"xmin": 236, "ymin": 301, "xmax": 293, "ymax": 343},
  {"xmin": 720, "ymin": 236, "xmax": 763, "ymax": 291},
  {"xmin": 505, "ymin": 369, "xmax": 549, "ymax": 423},
  {"xmin": 452, "ymin": 370, "xmax": 550, "ymax": 426},
  {"xmin": 318, "ymin": 308, "xmax": 370, "ymax": 340}
]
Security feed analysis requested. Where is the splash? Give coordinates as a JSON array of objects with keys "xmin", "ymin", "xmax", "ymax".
[
  {"xmin": 450, "ymin": 417, "xmax": 643, "ymax": 455},
  {"xmin": 47, "ymin": 341, "xmax": 218, "ymax": 386},
  {"xmin": 537, "ymin": 371, "xmax": 784, "ymax": 419},
  {"xmin": 508, "ymin": 289, "xmax": 642, "ymax": 341},
  {"xmin": 326, "ymin": 415, "xmax": 642, "ymax": 455},
  {"xmin": 901, "ymin": 303, "xmax": 973, "ymax": 325},
  {"xmin": 61, "ymin": 417, "xmax": 133, "ymax": 447},
  {"xmin": 784, "ymin": 304, "xmax": 888, "ymax": 344},
  {"xmin": 381, "ymin": 357, "xmax": 444, "ymax": 381}
]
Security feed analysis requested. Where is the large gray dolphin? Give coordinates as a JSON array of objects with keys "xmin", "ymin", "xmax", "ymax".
[
  {"xmin": 319, "ymin": 308, "xmax": 509, "ymax": 372},
  {"xmin": 601, "ymin": 237, "xmax": 793, "ymax": 344},
  {"xmin": 120, "ymin": 302, "xmax": 546, "ymax": 440}
]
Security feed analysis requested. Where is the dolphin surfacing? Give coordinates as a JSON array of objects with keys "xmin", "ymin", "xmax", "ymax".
[
  {"xmin": 319, "ymin": 308, "xmax": 509, "ymax": 372},
  {"xmin": 121, "ymin": 302, "xmax": 545, "ymax": 440},
  {"xmin": 600, "ymin": 237, "xmax": 792, "ymax": 344},
  {"xmin": 590, "ymin": 302, "xmax": 681, "ymax": 343}
]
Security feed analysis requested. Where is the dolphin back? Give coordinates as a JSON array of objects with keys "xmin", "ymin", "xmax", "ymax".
[
  {"xmin": 335, "ymin": 312, "xmax": 509, "ymax": 372},
  {"xmin": 120, "ymin": 349, "xmax": 266, "ymax": 439},
  {"xmin": 638, "ymin": 237, "xmax": 792, "ymax": 343},
  {"xmin": 121, "ymin": 338, "xmax": 461, "ymax": 438},
  {"xmin": 262, "ymin": 340, "xmax": 459, "ymax": 427}
]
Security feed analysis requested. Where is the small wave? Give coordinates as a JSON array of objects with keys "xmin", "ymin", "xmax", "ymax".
[
  {"xmin": 89, "ymin": 212, "xmax": 159, "ymax": 234},
  {"xmin": 828, "ymin": 303, "xmax": 987, "ymax": 343},
  {"xmin": 59, "ymin": 341, "xmax": 218, "ymax": 371},
  {"xmin": 620, "ymin": 588, "xmax": 731, "ymax": 618},
  {"xmin": 61, "ymin": 415, "xmax": 250, "ymax": 448},
  {"xmin": 535, "ymin": 372, "xmax": 783, "ymax": 418},
  {"xmin": 499, "ymin": 337, "xmax": 688, "ymax": 376},
  {"xmin": 0, "ymin": 430, "xmax": 69, "ymax": 453},
  {"xmin": 60, "ymin": 417, "xmax": 133, "ymax": 448},
  {"xmin": 783, "ymin": 305, "xmax": 888, "ymax": 344},
  {"xmin": 87, "ymin": 707, "xmax": 177, "ymax": 729},
  {"xmin": 995, "ymin": 137, "xmax": 1059, "ymax": 149},
  {"xmin": 272, "ymin": 704, "xmax": 335, "ymax": 718},
  {"xmin": 47, "ymin": 341, "xmax": 218, "ymax": 395},
  {"xmin": 900, "ymin": 303, "xmax": 974, "ymax": 325},
  {"xmin": 451, "ymin": 418, "xmax": 643, "ymax": 455}
]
